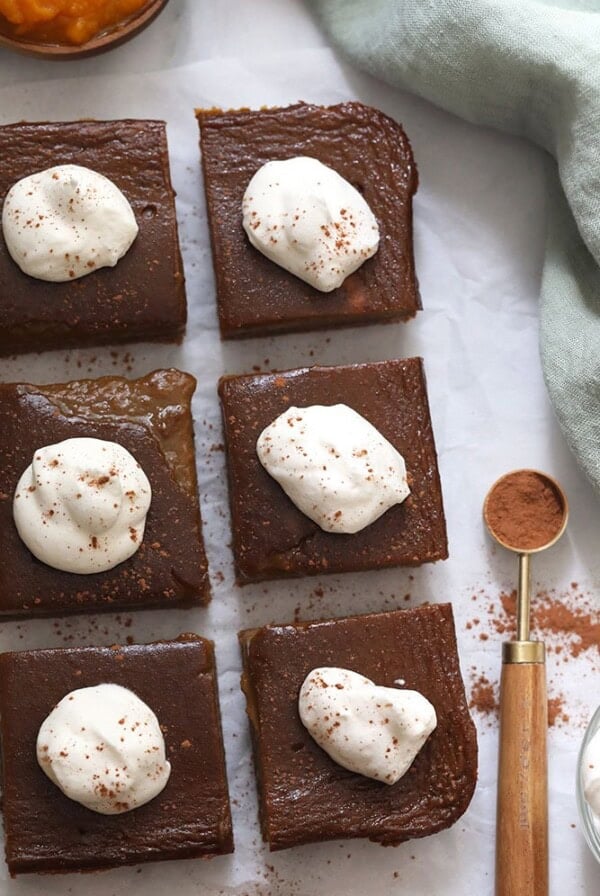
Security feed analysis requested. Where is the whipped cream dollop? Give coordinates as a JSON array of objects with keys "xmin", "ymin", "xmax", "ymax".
[
  {"xmin": 242, "ymin": 156, "xmax": 379, "ymax": 292},
  {"xmin": 299, "ymin": 668, "xmax": 437, "ymax": 784},
  {"xmin": 37, "ymin": 684, "xmax": 171, "ymax": 814},
  {"xmin": 13, "ymin": 437, "xmax": 151, "ymax": 574},
  {"xmin": 256, "ymin": 404, "xmax": 410, "ymax": 534},
  {"xmin": 582, "ymin": 728, "xmax": 600, "ymax": 818},
  {"xmin": 2, "ymin": 164, "xmax": 138, "ymax": 282}
]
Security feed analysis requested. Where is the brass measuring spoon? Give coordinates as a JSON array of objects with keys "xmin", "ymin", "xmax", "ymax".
[{"xmin": 483, "ymin": 469, "xmax": 568, "ymax": 896}]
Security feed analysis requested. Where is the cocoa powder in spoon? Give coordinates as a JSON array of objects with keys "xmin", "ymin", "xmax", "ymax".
[{"xmin": 485, "ymin": 470, "xmax": 565, "ymax": 550}]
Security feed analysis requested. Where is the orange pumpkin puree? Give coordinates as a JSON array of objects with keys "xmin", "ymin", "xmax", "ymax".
[{"xmin": 0, "ymin": 0, "xmax": 148, "ymax": 45}]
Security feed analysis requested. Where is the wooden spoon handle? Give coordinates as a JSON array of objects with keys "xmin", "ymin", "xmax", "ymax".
[{"xmin": 495, "ymin": 660, "xmax": 548, "ymax": 896}]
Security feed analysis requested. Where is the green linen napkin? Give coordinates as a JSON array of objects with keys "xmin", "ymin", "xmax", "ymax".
[{"xmin": 309, "ymin": 0, "xmax": 600, "ymax": 491}]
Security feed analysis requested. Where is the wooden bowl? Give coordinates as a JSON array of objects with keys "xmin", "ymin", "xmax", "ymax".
[{"xmin": 0, "ymin": 0, "xmax": 170, "ymax": 60}]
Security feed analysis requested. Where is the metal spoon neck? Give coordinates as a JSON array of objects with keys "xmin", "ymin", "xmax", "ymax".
[{"xmin": 516, "ymin": 551, "xmax": 531, "ymax": 642}]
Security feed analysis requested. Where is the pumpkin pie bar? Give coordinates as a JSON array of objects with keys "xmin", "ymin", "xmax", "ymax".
[
  {"xmin": 0, "ymin": 368, "xmax": 210, "ymax": 617},
  {"xmin": 218, "ymin": 358, "xmax": 447, "ymax": 584},
  {"xmin": 0, "ymin": 119, "xmax": 186, "ymax": 355},
  {"xmin": 0, "ymin": 635, "xmax": 233, "ymax": 875},
  {"xmin": 197, "ymin": 102, "xmax": 420, "ymax": 338},
  {"xmin": 239, "ymin": 604, "xmax": 478, "ymax": 850}
]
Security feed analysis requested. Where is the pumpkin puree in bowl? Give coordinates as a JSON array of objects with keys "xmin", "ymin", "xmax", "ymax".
[{"xmin": 0, "ymin": 0, "xmax": 148, "ymax": 45}]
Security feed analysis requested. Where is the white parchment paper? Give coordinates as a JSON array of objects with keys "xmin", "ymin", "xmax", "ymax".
[{"xmin": 0, "ymin": 18, "xmax": 599, "ymax": 896}]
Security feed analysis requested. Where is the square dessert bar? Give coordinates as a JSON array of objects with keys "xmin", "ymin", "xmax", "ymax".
[
  {"xmin": 218, "ymin": 358, "xmax": 447, "ymax": 584},
  {"xmin": 197, "ymin": 101, "xmax": 420, "ymax": 338},
  {"xmin": 0, "ymin": 636, "xmax": 234, "ymax": 875},
  {"xmin": 0, "ymin": 119, "xmax": 186, "ymax": 355},
  {"xmin": 0, "ymin": 368, "xmax": 210, "ymax": 618},
  {"xmin": 239, "ymin": 604, "xmax": 478, "ymax": 851}
]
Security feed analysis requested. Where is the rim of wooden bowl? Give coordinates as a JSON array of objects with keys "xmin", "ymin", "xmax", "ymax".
[{"xmin": 0, "ymin": 0, "xmax": 170, "ymax": 60}]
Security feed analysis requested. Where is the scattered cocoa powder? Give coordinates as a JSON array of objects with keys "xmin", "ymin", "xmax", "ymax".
[
  {"xmin": 469, "ymin": 674, "xmax": 498, "ymax": 716},
  {"xmin": 469, "ymin": 674, "xmax": 569, "ymax": 728},
  {"xmin": 484, "ymin": 470, "xmax": 566, "ymax": 550},
  {"xmin": 466, "ymin": 582, "xmax": 598, "ymax": 730},
  {"xmin": 547, "ymin": 696, "xmax": 570, "ymax": 727},
  {"xmin": 534, "ymin": 596, "xmax": 599, "ymax": 657},
  {"xmin": 493, "ymin": 589, "xmax": 600, "ymax": 659}
]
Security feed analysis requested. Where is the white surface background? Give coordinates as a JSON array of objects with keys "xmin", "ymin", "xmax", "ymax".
[{"xmin": 0, "ymin": 2, "xmax": 599, "ymax": 894}]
